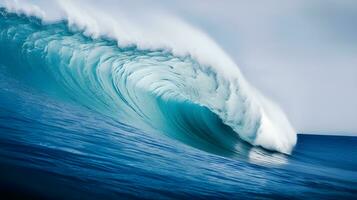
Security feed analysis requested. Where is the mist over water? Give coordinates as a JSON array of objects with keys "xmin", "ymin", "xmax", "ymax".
[
  {"xmin": 0, "ymin": 1, "xmax": 356, "ymax": 199},
  {"xmin": 0, "ymin": 2, "xmax": 297, "ymax": 153}
]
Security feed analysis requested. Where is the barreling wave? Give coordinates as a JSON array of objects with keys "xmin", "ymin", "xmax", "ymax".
[{"xmin": 0, "ymin": 2, "xmax": 296, "ymax": 154}]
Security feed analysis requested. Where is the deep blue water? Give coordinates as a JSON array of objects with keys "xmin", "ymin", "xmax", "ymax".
[
  {"xmin": 0, "ymin": 10, "xmax": 356, "ymax": 200},
  {"xmin": 0, "ymin": 62, "xmax": 357, "ymax": 200}
]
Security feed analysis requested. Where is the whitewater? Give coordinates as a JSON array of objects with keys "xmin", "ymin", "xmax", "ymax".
[
  {"xmin": 0, "ymin": 0, "xmax": 296, "ymax": 154},
  {"xmin": 1, "ymin": 1, "xmax": 357, "ymax": 199}
]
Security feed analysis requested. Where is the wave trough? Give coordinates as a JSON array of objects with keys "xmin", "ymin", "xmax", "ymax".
[{"xmin": 0, "ymin": 1, "xmax": 296, "ymax": 154}]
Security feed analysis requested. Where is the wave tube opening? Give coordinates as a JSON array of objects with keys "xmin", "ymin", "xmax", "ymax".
[{"xmin": 0, "ymin": 8, "xmax": 297, "ymax": 156}]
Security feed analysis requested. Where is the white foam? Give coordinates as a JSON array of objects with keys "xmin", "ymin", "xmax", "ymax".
[{"xmin": 0, "ymin": 0, "xmax": 297, "ymax": 153}]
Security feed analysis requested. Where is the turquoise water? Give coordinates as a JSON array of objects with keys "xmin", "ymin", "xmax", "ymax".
[{"xmin": 0, "ymin": 10, "xmax": 356, "ymax": 199}]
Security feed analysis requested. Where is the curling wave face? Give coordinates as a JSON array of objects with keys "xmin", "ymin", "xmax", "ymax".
[{"xmin": 0, "ymin": 4, "xmax": 296, "ymax": 154}]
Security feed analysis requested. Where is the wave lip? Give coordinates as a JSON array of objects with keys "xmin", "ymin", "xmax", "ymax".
[{"xmin": 0, "ymin": 2, "xmax": 297, "ymax": 154}]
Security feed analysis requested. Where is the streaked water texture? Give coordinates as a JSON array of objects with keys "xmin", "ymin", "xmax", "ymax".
[{"xmin": 0, "ymin": 8, "xmax": 356, "ymax": 200}]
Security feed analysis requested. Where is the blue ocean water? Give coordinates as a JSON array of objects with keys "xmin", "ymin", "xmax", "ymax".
[{"xmin": 0, "ymin": 10, "xmax": 356, "ymax": 199}]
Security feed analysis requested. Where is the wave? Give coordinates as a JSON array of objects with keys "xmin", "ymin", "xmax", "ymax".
[{"xmin": 0, "ymin": 2, "xmax": 296, "ymax": 154}]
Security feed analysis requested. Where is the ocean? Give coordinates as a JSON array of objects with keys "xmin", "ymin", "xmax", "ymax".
[{"xmin": 0, "ymin": 8, "xmax": 356, "ymax": 200}]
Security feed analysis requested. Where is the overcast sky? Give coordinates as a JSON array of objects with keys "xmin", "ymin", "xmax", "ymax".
[
  {"xmin": 150, "ymin": 0, "xmax": 357, "ymax": 135},
  {"xmin": 2, "ymin": 0, "xmax": 357, "ymax": 135}
]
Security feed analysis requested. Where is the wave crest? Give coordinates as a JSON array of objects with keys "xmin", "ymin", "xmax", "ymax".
[{"xmin": 0, "ymin": 6, "xmax": 296, "ymax": 154}]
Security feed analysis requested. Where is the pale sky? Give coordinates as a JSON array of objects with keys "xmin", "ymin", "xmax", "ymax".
[
  {"xmin": 2, "ymin": 0, "xmax": 357, "ymax": 135},
  {"xmin": 152, "ymin": 0, "xmax": 357, "ymax": 135}
]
